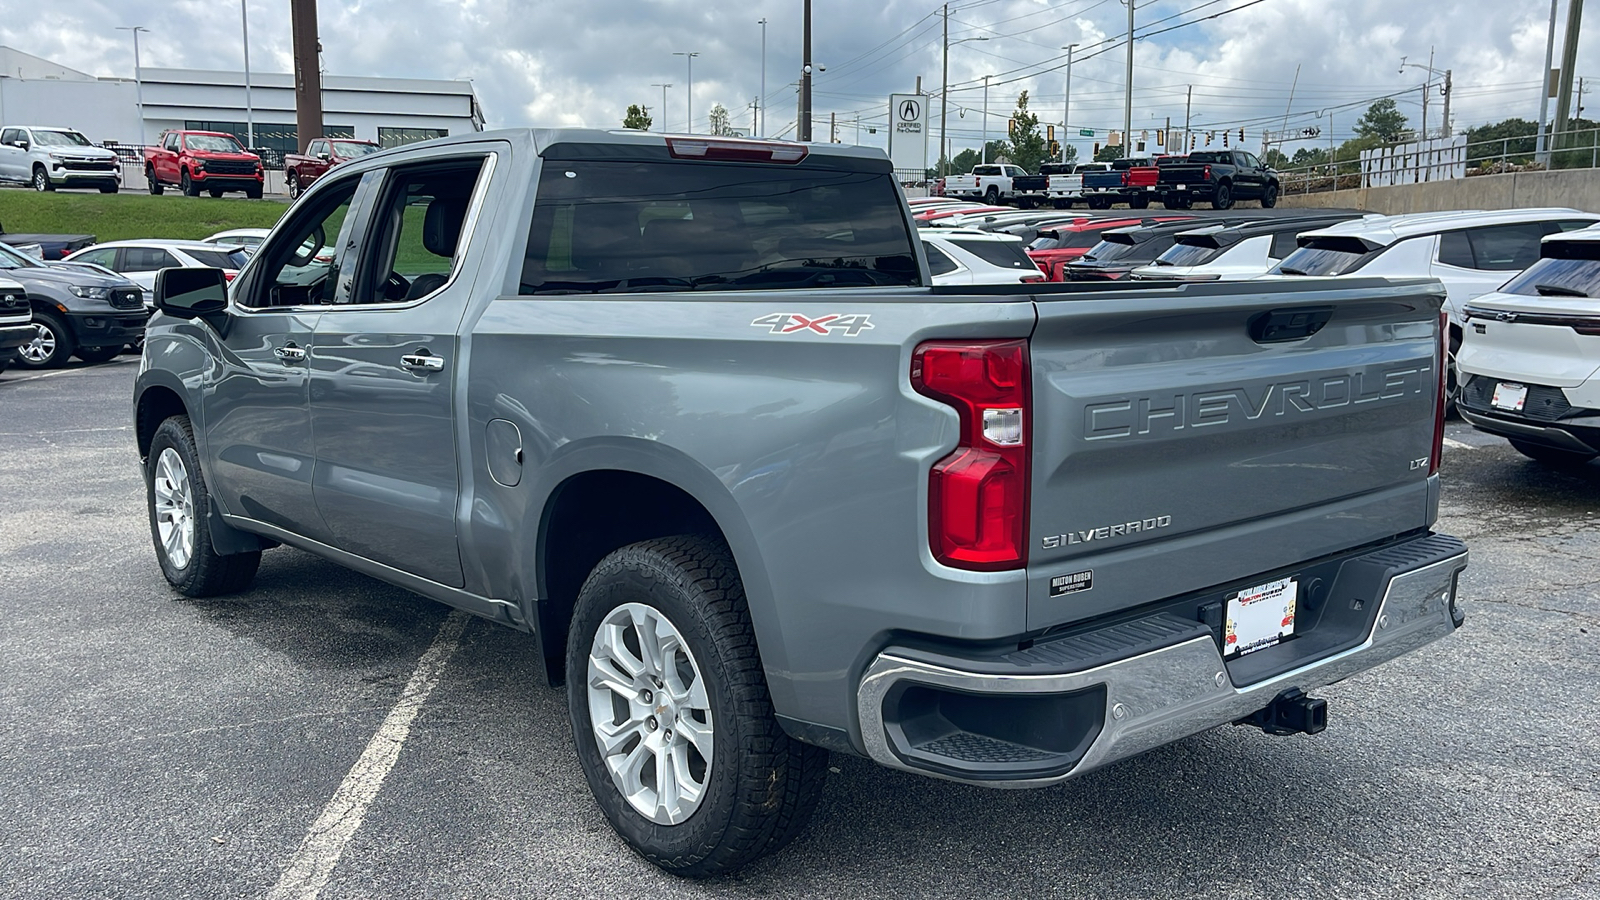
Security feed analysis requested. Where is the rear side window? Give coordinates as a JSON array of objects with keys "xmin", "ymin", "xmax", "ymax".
[
  {"xmin": 183, "ymin": 248, "xmax": 247, "ymax": 269},
  {"xmin": 1437, "ymin": 231, "xmax": 1476, "ymax": 268},
  {"xmin": 1439, "ymin": 224, "xmax": 1549, "ymax": 271},
  {"xmin": 1269, "ymin": 230, "xmax": 1301, "ymax": 259},
  {"xmin": 923, "ymin": 242, "xmax": 959, "ymax": 276},
  {"xmin": 521, "ymin": 159, "xmax": 920, "ymax": 293},
  {"xmin": 121, "ymin": 247, "xmax": 180, "ymax": 272},
  {"xmin": 949, "ymin": 239, "xmax": 1033, "ymax": 270}
]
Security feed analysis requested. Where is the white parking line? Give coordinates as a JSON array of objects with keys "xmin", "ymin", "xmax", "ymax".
[
  {"xmin": 1443, "ymin": 437, "xmax": 1474, "ymax": 450},
  {"xmin": 266, "ymin": 610, "xmax": 469, "ymax": 900},
  {"xmin": 0, "ymin": 358, "xmax": 140, "ymax": 387}
]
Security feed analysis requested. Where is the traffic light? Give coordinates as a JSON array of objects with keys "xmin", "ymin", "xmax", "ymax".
[
  {"xmin": 1223, "ymin": 129, "xmax": 1229, "ymax": 146},
  {"xmin": 1047, "ymin": 124, "xmax": 1055, "ymax": 141},
  {"xmin": 1008, "ymin": 118, "xmax": 1016, "ymax": 137},
  {"xmin": 1048, "ymin": 139, "xmax": 1061, "ymax": 158},
  {"xmin": 1239, "ymin": 128, "xmax": 1245, "ymax": 143},
  {"xmin": 1156, "ymin": 129, "xmax": 1165, "ymax": 146},
  {"xmin": 1093, "ymin": 142, "xmax": 1101, "ymax": 157}
]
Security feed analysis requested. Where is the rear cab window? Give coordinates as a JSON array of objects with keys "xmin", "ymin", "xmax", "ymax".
[{"xmin": 520, "ymin": 149, "xmax": 921, "ymax": 294}]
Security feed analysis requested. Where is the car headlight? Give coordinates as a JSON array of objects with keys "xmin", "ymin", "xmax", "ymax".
[
  {"xmin": 48, "ymin": 151, "xmax": 69, "ymax": 159},
  {"xmin": 194, "ymin": 160, "xmax": 206, "ymax": 171},
  {"xmin": 68, "ymin": 285, "xmax": 111, "ymax": 300}
]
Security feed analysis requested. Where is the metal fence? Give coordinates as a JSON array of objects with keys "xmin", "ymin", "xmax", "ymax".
[
  {"xmin": 99, "ymin": 143, "xmax": 288, "ymax": 171},
  {"xmin": 1273, "ymin": 126, "xmax": 1600, "ymax": 196}
]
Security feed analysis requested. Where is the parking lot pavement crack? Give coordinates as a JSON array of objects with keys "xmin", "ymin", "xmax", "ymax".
[{"xmin": 1469, "ymin": 596, "xmax": 1600, "ymax": 626}]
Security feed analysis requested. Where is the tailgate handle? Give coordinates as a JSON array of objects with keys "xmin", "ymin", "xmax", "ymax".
[{"xmin": 1248, "ymin": 306, "xmax": 1333, "ymax": 343}]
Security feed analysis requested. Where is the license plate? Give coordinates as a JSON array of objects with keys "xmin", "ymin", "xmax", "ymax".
[
  {"xmin": 1224, "ymin": 577, "xmax": 1297, "ymax": 658},
  {"xmin": 1491, "ymin": 382, "xmax": 1528, "ymax": 411}
]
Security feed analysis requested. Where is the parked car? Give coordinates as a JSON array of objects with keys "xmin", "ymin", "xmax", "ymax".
[
  {"xmin": 203, "ymin": 228, "xmax": 273, "ymax": 256},
  {"xmin": 1158, "ymin": 150, "xmax": 1279, "ymax": 210},
  {"xmin": 1011, "ymin": 162, "xmax": 1085, "ymax": 209},
  {"xmin": 0, "ymin": 240, "xmax": 146, "ymax": 368},
  {"xmin": 919, "ymin": 228, "xmax": 1046, "ymax": 284},
  {"xmin": 143, "ymin": 130, "xmax": 264, "ymax": 198},
  {"xmin": 283, "ymin": 137, "xmax": 381, "ymax": 198},
  {"xmin": 0, "ymin": 275, "xmax": 31, "ymax": 374},
  {"xmin": 1027, "ymin": 214, "xmax": 1199, "ymax": 280},
  {"xmin": 64, "ymin": 240, "xmax": 249, "ymax": 293},
  {"xmin": 1063, "ymin": 216, "xmax": 1269, "ymax": 281},
  {"xmin": 0, "ymin": 225, "xmax": 95, "ymax": 261},
  {"xmin": 1269, "ymin": 208, "xmax": 1600, "ymax": 403},
  {"xmin": 943, "ymin": 163, "xmax": 1028, "ymax": 204},
  {"xmin": 1455, "ymin": 226, "xmax": 1600, "ymax": 465},
  {"xmin": 913, "ymin": 204, "xmax": 1010, "ymax": 224},
  {"xmin": 0, "ymin": 125, "xmax": 122, "ymax": 193},
  {"xmin": 1130, "ymin": 213, "xmax": 1369, "ymax": 282},
  {"xmin": 135, "ymin": 127, "xmax": 1465, "ymax": 877},
  {"xmin": 1081, "ymin": 156, "xmax": 1166, "ymax": 209}
]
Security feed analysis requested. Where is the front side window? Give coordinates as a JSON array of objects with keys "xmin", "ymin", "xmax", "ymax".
[
  {"xmin": 72, "ymin": 248, "xmax": 118, "ymax": 268},
  {"xmin": 0, "ymin": 128, "xmax": 21, "ymax": 145},
  {"xmin": 184, "ymin": 134, "xmax": 246, "ymax": 154},
  {"xmin": 520, "ymin": 157, "xmax": 920, "ymax": 294},
  {"xmin": 353, "ymin": 158, "xmax": 487, "ymax": 304},
  {"xmin": 243, "ymin": 177, "xmax": 359, "ymax": 308},
  {"xmin": 163, "ymin": 134, "xmax": 179, "ymax": 151},
  {"xmin": 120, "ymin": 247, "xmax": 180, "ymax": 272}
]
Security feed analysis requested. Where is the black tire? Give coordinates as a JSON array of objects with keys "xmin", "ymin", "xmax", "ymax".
[
  {"xmin": 1052, "ymin": 198, "xmax": 1072, "ymax": 209},
  {"xmin": 1445, "ymin": 330, "xmax": 1461, "ymax": 416},
  {"xmin": 146, "ymin": 416, "xmax": 262, "ymax": 597},
  {"xmin": 567, "ymin": 535, "xmax": 828, "ymax": 877},
  {"xmin": 147, "ymin": 166, "xmax": 164, "ymax": 195},
  {"xmin": 1509, "ymin": 440, "xmax": 1597, "ymax": 467},
  {"xmin": 75, "ymin": 345, "xmax": 122, "ymax": 364},
  {"xmin": 1087, "ymin": 196, "xmax": 1112, "ymax": 210},
  {"xmin": 1128, "ymin": 195, "xmax": 1150, "ymax": 209},
  {"xmin": 32, "ymin": 166, "xmax": 53, "ymax": 192},
  {"xmin": 14, "ymin": 309, "xmax": 74, "ymax": 369},
  {"xmin": 99, "ymin": 182, "xmax": 119, "ymax": 194},
  {"xmin": 287, "ymin": 171, "xmax": 301, "ymax": 199},
  {"xmin": 1212, "ymin": 181, "xmax": 1234, "ymax": 210},
  {"xmin": 182, "ymin": 169, "xmax": 199, "ymax": 197},
  {"xmin": 209, "ymin": 186, "xmax": 225, "ymax": 198},
  {"xmin": 1261, "ymin": 182, "xmax": 1279, "ymax": 208},
  {"xmin": 984, "ymin": 186, "xmax": 1000, "ymax": 205},
  {"xmin": 246, "ymin": 184, "xmax": 263, "ymax": 200},
  {"xmin": 1163, "ymin": 196, "xmax": 1192, "ymax": 209}
]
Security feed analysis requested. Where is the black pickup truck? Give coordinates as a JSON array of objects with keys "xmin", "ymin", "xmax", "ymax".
[{"xmin": 1158, "ymin": 150, "xmax": 1279, "ymax": 210}]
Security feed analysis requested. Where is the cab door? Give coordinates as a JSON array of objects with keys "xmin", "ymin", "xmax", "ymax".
[
  {"xmin": 307, "ymin": 152, "xmax": 493, "ymax": 588},
  {"xmin": 0, "ymin": 128, "xmax": 25, "ymax": 183}
]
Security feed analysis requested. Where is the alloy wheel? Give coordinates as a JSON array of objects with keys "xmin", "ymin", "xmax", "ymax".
[
  {"xmin": 18, "ymin": 323, "xmax": 56, "ymax": 364},
  {"xmin": 152, "ymin": 448, "xmax": 196, "ymax": 570}
]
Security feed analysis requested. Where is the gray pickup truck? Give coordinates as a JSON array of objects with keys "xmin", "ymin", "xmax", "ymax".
[{"xmin": 134, "ymin": 129, "xmax": 1467, "ymax": 876}]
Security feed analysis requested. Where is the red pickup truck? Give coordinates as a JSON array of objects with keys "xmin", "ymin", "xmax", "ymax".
[
  {"xmin": 144, "ymin": 130, "xmax": 263, "ymax": 198},
  {"xmin": 283, "ymin": 137, "xmax": 381, "ymax": 198}
]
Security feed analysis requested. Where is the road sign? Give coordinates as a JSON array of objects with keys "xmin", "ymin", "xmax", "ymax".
[
  {"xmin": 1079, "ymin": 128, "xmax": 1094, "ymax": 137},
  {"xmin": 887, "ymin": 93, "xmax": 927, "ymax": 172}
]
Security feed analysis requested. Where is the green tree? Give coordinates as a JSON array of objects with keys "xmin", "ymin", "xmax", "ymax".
[
  {"xmin": 1463, "ymin": 117, "xmax": 1539, "ymax": 166},
  {"xmin": 950, "ymin": 148, "xmax": 981, "ymax": 173},
  {"xmin": 1004, "ymin": 91, "xmax": 1048, "ymax": 173},
  {"xmin": 1353, "ymin": 98, "xmax": 1409, "ymax": 143},
  {"xmin": 1262, "ymin": 148, "xmax": 1290, "ymax": 169},
  {"xmin": 1094, "ymin": 143, "xmax": 1125, "ymax": 162},
  {"xmin": 708, "ymin": 103, "xmax": 736, "ymax": 136},
  {"xmin": 622, "ymin": 104, "xmax": 653, "ymax": 131}
]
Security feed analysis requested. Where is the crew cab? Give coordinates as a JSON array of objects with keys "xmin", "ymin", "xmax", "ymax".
[
  {"xmin": 1456, "ymin": 226, "xmax": 1600, "ymax": 466},
  {"xmin": 0, "ymin": 275, "xmax": 31, "ymax": 374},
  {"xmin": 283, "ymin": 137, "xmax": 381, "ymax": 198},
  {"xmin": 943, "ymin": 164, "xmax": 1028, "ymax": 204},
  {"xmin": 143, "ymin": 130, "xmax": 264, "ymax": 198},
  {"xmin": 1159, "ymin": 149, "xmax": 1279, "ymax": 210},
  {"xmin": 134, "ymin": 128, "xmax": 1466, "ymax": 877},
  {"xmin": 0, "ymin": 240, "xmax": 144, "ymax": 368},
  {"xmin": 0, "ymin": 125, "xmax": 122, "ymax": 193}
]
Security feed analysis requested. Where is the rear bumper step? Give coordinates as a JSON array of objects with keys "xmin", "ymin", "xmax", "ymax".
[{"xmin": 856, "ymin": 534, "xmax": 1467, "ymax": 787}]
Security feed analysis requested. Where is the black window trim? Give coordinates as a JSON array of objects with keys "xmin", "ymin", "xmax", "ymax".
[{"xmin": 230, "ymin": 171, "xmax": 376, "ymax": 313}]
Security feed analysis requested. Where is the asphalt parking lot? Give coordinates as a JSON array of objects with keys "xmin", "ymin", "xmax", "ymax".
[{"xmin": 2, "ymin": 360, "xmax": 1597, "ymax": 900}]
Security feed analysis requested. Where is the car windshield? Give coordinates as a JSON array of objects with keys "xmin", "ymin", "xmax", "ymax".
[
  {"xmin": 185, "ymin": 248, "xmax": 249, "ymax": 269},
  {"xmin": 33, "ymin": 130, "xmax": 93, "ymax": 148},
  {"xmin": 332, "ymin": 141, "xmax": 380, "ymax": 158},
  {"xmin": 185, "ymin": 134, "xmax": 246, "ymax": 153},
  {"xmin": 1155, "ymin": 241, "xmax": 1225, "ymax": 267},
  {"xmin": 0, "ymin": 243, "xmax": 44, "ymax": 269},
  {"xmin": 521, "ymin": 157, "xmax": 921, "ymax": 293},
  {"xmin": 1501, "ymin": 257, "xmax": 1600, "ymax": 299}
]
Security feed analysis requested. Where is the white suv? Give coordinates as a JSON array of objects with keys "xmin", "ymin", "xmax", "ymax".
[
  {"xmin": 919, "ymin": 229, "xmax": 1047, "ymax": 285},
  {"xmin": 1455, "ymin": 226, "xmax": 1600, "ymax": 465},
  {"xmin": 0, "ymin": 126, "xmax": 122, "ymax": 193},
  {"xmin": 1269, "ymin": 208, "xmax": 1600, "ymax": 401}
]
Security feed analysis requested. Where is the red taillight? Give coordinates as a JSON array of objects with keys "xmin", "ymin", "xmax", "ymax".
[
  {"xmin": 666, "ymin": 137, "xmax": 807, "ymax": 164},
  {"xmin": 912, "ymin": 340, "xmax": 1030, "ymax": 570},
  {"xmin": 224, "ymin": 270, "xmax": 237, "ymax": 282},
  {"xmin": 1203, "ymin": 164, "xmax": 1211, "ymax": 180},
  {"xmin": 1021, "ymin": 274, "xmax": 1046, "ymax": 282},
  {"xmin": 1431, "ymin": 310, "xmax": 1446, "ymax": 476}
]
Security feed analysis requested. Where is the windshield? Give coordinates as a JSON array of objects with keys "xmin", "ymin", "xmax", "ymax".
[
  {"xmin": 0, "ymin": 243, "xmax": 43, "ymax": 269},
  {"xmin": 185, "ymin": 248, "xmax": 249, "ymax": 269},
  {"xmin": 521, "ymin": 158, "xmax": 921, "ymax": 294},
  {"xmin": 1501, "ymin": 257, "xmax": 1600, "ymax": 299},
  {"xmin": 185, "ymin": 134, "xmax": 246, "ymax": 153},
  {"xmin": 1155, "ymin": 241, "xmax": 1225, "ymax": 267},
  {"xmin": 33, "ymin": 130, "xmax": 93, "ymax": 148},
  {"xmin": 332, "ymin": 141, "xmax": 380, "ymax": 158},
  {"xmin": 1274, "ymin": 245, "xmax": 1372, "ymax": 276}
]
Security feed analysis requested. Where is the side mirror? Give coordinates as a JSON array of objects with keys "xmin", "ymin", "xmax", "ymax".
[
  {"xmin": 155, "ymin": 267, "xmax": 229, "ymax": 318},
  {"xmin": 317, "ymin": 151, "xmax": 331, "ymax": 161},
  {"xmin": 13, "ymin": 140, "xmax": 29, "ymax": 151}
]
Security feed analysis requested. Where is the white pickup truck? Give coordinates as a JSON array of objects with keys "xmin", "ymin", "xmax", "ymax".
[{"xmin": 944, "ymin": 163, "xmax": 1028, "ymax": 204}]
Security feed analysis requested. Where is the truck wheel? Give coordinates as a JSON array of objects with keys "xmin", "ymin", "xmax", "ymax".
[
  {"xmin": 100, "ymin": 182, "xmax": 119, "ymax": 194},
  {"xmin": 1509, "ymin": 440, "xmax": 1598, "ymax": 467},
  {"xmin": 984, "ymin": 186, "xmax": 1000, "ymax": 204},
  {"xmin": 1087, "ymin": 196, "xmax": 1111, "ymax": 210},
  {"xmin": 1212, "ymin": 182, "xmax": 1234, "ymax": 210},
  {"xmin": 32, "ymin": 166, "xmax": 53, "ymax": 192},
  {"xmin": 75, "ymin": 346, "xmax": 122, "ymax": 364},
  {"xmin": 567, "ymin": 535, "xmax": 828, "ymax": 876},
  {"xmin": 14, "ymin": 310, "xmax": 74, "ymax": 369},
  {"xmin": 246, "ymin": 184, "xmax": 263, "ymax": 200},
  {"xmin": 1052, "ymin": 198, "xmax": 1072, "ymax": 209},
  {"xmin": 1128, "ymin": 195, "xmax": 1150, "ymax": 209},
  {"xmin": 1261, "ymin": 183, "xmax": 1279, "ymax": 208},
  {"xmin": 147, "ymin": 166, "xmax": 164, "ymax": 195},
  {"xmin": 208, "ymin": 186, "xmax": 225, "ymax": 198},
  {"xmin": 287, "ymin": 171, "xmax": 301, "ymax": 198},
  {"xmin": 146, "ymin": 416, "xmax": 262, "ymax": 597},
  {"xmin": 182, "ymin": 169, "xmax": 199, "ymax": 197}
]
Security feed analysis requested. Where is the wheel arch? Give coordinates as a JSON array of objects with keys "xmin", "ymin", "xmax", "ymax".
[{"xmin": 134, "ymin": 380, "xmax": 190, "ymax": 460}]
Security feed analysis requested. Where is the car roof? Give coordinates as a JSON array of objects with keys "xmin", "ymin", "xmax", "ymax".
[
  {"xmin": 1174, "ymin": 212, "xmax": 1371, "ymax": 244},
  {"xmin": 76, "ymin": 240, "xmax": 239, "ymax": 251},
  {"xmin": 1296, "ymin": 208, "xmax": 1598, "ymax": 246},
  {"xmin": 205, "ymin": 228, "xmax": 272, "ymax": 238},
  {"xmin": 919, "ymin": 228, "xmax": 1024, "ymax": 242}
]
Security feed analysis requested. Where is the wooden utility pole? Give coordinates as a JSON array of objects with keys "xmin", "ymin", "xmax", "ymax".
[
  {"xmin": 799, "ymin": 0, "xmax": 813, "ymax": 141},
  {"xmin": 939, "ymin": 4, "xmax": 949, "ymax": 175},
  {"xmin": 290, "ymin": 0, "xmax": 323, "ymax": 152}
]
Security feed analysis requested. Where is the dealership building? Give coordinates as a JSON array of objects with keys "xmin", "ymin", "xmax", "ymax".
[{"xmin": 0, "ymin": 46, "xmax": 484, "ymax": 159}]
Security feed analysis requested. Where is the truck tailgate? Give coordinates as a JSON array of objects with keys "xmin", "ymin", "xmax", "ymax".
[
  {"xmin": 1158, "ymin": 164, "xmax": 1209, "ymax": 185},
  {"xmin": 1026, "ymin": 278, "xmax": 1443, "ymax": 629}
]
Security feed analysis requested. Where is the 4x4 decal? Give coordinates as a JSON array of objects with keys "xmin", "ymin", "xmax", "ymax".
[{"xmin": 750, "ymin": 313, "xmax": 874, "ymax": 337}]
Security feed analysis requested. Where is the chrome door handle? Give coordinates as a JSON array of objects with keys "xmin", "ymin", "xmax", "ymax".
[
  {"xmin": 273, "ymin": 343, "xmax": 306, "ymax": 362},
  {"xmin": 401, "ymin": 351, "xmax": 445, "ymax": 372}
]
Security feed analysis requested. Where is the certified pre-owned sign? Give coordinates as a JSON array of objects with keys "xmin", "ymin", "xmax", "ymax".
[{"xmin": 887, "ymin": 92, "xmax": 928, "ymax": 173}]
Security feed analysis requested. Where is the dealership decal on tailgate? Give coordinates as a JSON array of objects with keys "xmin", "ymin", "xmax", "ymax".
[
  {"xmin": 1050, "ymin": 570, "xmax": 1093, "ymax": 597},
  {"xmin": 1224, "ymin": 577, "xmax": 1297, "ymax": 658}
]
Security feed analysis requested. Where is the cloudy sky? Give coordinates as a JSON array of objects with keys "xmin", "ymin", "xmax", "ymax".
[{"xmin": 0, "ymin": 0, "xmax": 1586, "ymax": 158}]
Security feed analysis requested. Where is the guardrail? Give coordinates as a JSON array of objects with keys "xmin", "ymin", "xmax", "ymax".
[{"xmin": 1273, "ymin": 126, "xmax": 1600, "ymax": 196}]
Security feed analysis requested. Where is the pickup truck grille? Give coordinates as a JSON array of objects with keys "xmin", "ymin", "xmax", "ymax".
[
  {"xmin": 0, "ymin": 290, "xmax": 27, "ymax": 311},
  {"xmin": 1460, "ymin": 376, "xmax": 1575, "ymax": 421},
  {"xmin": 63, "ymin": 159, "xmax": 117, "ymax": 172},
  {"xmin": 204, "ymin": 160, "xmax": 258, "ymax": 176},
  {"xmin": 108, "ymin": 288, "xmax": 144, "ymax": 310}
]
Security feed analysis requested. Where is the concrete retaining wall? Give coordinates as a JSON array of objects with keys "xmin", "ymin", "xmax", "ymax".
[{"xmin": 1278, "ymin": 168, "xmax": 1600, "ymax": 215}]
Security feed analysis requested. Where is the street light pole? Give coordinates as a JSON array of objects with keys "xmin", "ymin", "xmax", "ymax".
[
  {"xmin": 1062, "ymin": 43, "xmax": 1078, "ymax": 163},
  {"xmin": 651, "ymin": 84, "xmax": 672, "ymax": 133},
  {"xmin": 1123, "ymin": 0, "xmax": 1134, "ymax": 154},
  {"xmin": 800, "ymin": 0, "xmax": 813, "ymax": 141},
  {"xmin": 116, "ymin": 26, "xmax": 150, "ymax": 146},
  {"xmin": 674, "ymin": 51, "xmax": 699, "ymax": 132},
  {"xmin": 758, "ymin": 18, "xmax": 767, "ymax": 138},
  {"xmin": 240, "ymin": 0, "xmax": 253, "ymax": 149},
  {"xmin": 982, "ymin": 74, "xmax": 993, "ymax": 163},
  {"xmin": 1536, "ymin": 0, "xmax": 1559, "ymax": 160}
]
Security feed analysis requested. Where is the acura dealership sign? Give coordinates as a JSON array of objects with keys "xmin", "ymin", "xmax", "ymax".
[{"xmin": 887, "ymin": 93, "xmax": 927, "ymax": 173}]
